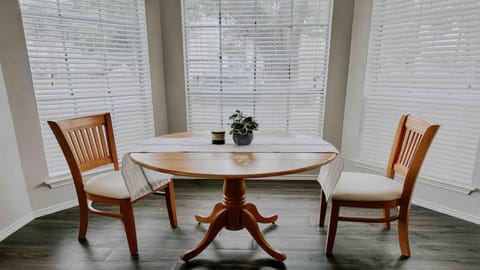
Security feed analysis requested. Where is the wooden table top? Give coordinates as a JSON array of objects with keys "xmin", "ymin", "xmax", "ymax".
[{"xmin": 129, "ymin": 132, "xmax": 337, "ymax": 179}]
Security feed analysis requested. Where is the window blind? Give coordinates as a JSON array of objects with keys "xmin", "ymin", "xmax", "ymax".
[
  {"xmin": 20, "ymin": 0, "xmax": 154, "ymax": 178},
  {"xmin": 182, "ymin": 0, "xmax": 333, "ymax": 135},
  {"xmin": 359, "ymin": 0, "xmax": 480, "ymax": 187}
]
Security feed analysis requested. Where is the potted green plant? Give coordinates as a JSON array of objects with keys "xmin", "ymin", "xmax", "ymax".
[{"xmin": 229, "ymin": 110, "xmax": 259, "ymax": 145}]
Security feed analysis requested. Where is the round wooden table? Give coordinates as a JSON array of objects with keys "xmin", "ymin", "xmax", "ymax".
[{"xmin": 129, "ymin": 133, "xmax": 336, "ymax": 261}]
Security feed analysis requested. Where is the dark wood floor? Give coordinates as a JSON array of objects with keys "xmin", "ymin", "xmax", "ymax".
[{"xmin": 0, "ymin": 180, "xmax": 479, "ymax": 270}]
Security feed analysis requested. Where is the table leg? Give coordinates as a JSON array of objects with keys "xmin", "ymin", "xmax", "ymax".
[
  {"xmin": 181, "ymin": 178, "xmax": 285, "ymax": 262},
  {"xmin": 242, "ymin": 208, "xmax": 287, "ymax": 261},
  {"xmin": 181, "ymin": 208, "xmax": 227, "ymax": 261},
  {"xmin": 244, "ymin": 203, "xmax": 278, "ymax": 224},
  {"xmin": 195, "ymin": 202, "xmax": 225, "ymax": 224}
]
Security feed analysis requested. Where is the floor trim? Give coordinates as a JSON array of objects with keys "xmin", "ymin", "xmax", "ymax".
[
  {"xmin": 31, "ymin": 200, "xmax": 78, "ymax": 218},
  {"xmin": 412, "ymin": 198, "xmax": 480, "ymax": 225},
  {"xmin": 0, "ymin": 213, "xmax": 34, "ymax": 241},
  {"xmin": 0, "ymin": 200, "xmax": 78, "ymax": 242}
]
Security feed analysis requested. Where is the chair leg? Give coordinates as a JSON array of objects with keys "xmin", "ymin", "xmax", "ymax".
[
  {"xmin": 398, "ymin": 216, "xmax": 411, "ymax": 257},
  {"xmin": 78, "ymin": 202, "xmax": 88, "ymax": 240},
  {"xmin": 325, "ymin": 201, "xmax": 340, "ymax": 256},
  {"xmin": 165, "ymin": 181, "xmax": 178, "ymax": 228},
  {"xmin": 319, "ymin": 190, "xmax": 328, "ymax": 227},
  {"xmin": 382, "ymin": 207, "xmax": 391, "ymax": 229},
  {"xmin": 120, "ymin": 200, "xmax": 138, "ymax": 255}
]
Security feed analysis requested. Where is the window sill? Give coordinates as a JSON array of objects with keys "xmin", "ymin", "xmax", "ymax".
[{"xmin": 44, "ymin": 166, "xmax": 115, "ymax": 189}]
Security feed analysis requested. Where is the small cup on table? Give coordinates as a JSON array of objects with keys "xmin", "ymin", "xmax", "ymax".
[{"xmin": 211, "ymin": 131, "xmax": 226, "ymax": 145}]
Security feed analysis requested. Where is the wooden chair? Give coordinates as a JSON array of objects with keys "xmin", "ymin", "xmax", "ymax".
[
  {"xmin": 319, "ymin": 114, "xmax": 439, "ymax": 257},
  {"xmin": 48, "ymin": 113, "xmax": 177, "ymax": 255}
]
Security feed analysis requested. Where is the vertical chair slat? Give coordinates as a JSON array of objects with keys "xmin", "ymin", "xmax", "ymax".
[
  {"xmin": 406, "ymin": 129, "xmax": 417, "ymax": 167},
  {"xmin": 69, "ymin": 130, "xmax": 85, "ymax": 164},
  {"xmin": 66, "ymin": 131, "xmax": 80, "ymax": 164},
  {"xmin": 402, "ymin": 129, "xmax": 415, "ymax": 168},
  {"xmin": 87, "ymin": 127, "xmax": 100, "ymax": 160},
  {"xmin": 92, "ymin": 125, "xmax": 103, "ymax": 158},
  {"xmin": 81, "ymin": 128, "xmax": 94, "ymax": 162},
  {"xmin": 405, "ymin": 132, "xmax": 421, "ymax": 168},
  {"xmin": 398, "ymin": 129, "xmax": 411, "ymax": 166},
  {"xmin": 75, "ymin": 129, "xmax": 89, "ymax": 163},
  {"xmin": 98, "ymin": 125, "xmax": 109, "ymax": 158}
]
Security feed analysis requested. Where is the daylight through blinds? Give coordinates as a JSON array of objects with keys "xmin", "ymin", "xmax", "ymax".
[
  {"xmin": 182, "ymin": 0, "xmax": 333, "ymax": 135},
  {"xmin": 20, "ymin": 0, "xmax": 154, "ymax": 178},
  {"xmin": 359, "ymin": 0, "xmax": 480, "ymax": 187}
]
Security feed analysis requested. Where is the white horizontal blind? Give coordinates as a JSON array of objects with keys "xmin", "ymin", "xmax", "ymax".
[
  {"xmin": 359, "ymin": 0, "xmax": 480, "ymax": 187},
  {"xmin": 182, "ymin": 0, "xmax": 333, "ymax": 135},
  {"xmin": 20, "ymin": 0, "xmax": 154, "ymax": 178}
]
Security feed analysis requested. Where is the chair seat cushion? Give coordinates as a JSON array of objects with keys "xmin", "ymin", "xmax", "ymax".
[
  {"xmin": 331, "ymin": 172, "xmax": 403, "ymax": 201},
  {"xmin": 84, "ymin": 171, "xmax": 130, "ymax": 199}
]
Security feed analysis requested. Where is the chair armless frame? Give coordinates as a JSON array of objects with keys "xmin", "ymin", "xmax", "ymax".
[
  {"xmin": 48, "ymin": 113, "xmax": 177, "ymax": 255},
  {"xmin": 319, "ymin": 114, "xmax": 439, "ymax": 257}
]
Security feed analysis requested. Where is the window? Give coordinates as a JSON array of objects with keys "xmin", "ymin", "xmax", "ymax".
[
  {"xmin": 182, "ymin": 0, "xmax": 333, "ymax": 135},
  {"xmin": 20, "ymin": 0, "xmax": 154, "ymax": 178},
  {"xmin": 358, "ymin": 0, "xmax": 480, "ymax": 189}
]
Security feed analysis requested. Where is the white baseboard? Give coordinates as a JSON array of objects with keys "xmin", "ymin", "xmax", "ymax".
[
  {"xmin": 0, "ymin": 200, "xmax": 78, "ymax": 242},
  {"xmin": 0, "ymin": 213, "xmax": 35, "ymax": 242},
  {"xmin": 412, "ymin": 198, "xmax": 480, "ymax": 225},
  {"xmin": 32, "ymin": 200, "xmax": 78, "ymax": 218}
]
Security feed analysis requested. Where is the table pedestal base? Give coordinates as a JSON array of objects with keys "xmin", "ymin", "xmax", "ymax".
[{"xmin": 180, "ymin": 178, "xmax": 286, "ymax": 262}]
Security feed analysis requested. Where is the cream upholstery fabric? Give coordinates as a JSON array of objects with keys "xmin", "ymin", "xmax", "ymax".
[
  {"xmin": 84, "ymin": 171, "xmax": 130, "ymax": 199},
  {"xmin": 331, "ymin": 172, "xmax": 403, "ymax": 201}
]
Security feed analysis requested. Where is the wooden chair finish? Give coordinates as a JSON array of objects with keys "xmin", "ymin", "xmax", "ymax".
[
  {"xmin": 319, "ymin": 114, "xmax": 439, "ymax": 257},
  {"xmin": 48, "ymin": 113, "xmax": 177, "ymax": 255}
]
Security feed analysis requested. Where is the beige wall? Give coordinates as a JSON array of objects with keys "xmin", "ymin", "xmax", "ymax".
[
  {"xmin": 0, "ymin": 63, "xmax": 32, "ymax": 238},
  {"xmin": 0, "ymin": 0, "xmax": 76, "ymax": 213},
  {"xmin": 323, "ymin": 0, "xmax": 354, "ymax": 149},
  {"xmin": 160, "ymin": 0, "xmax": 188, "ymax": 133},
  {"xmin": 146, "ymin": 0, "xmax": 169, "ymax": 136},
  {"xmin": 341, "ymin": 0, "xmax": 372, "ymax": 168}
]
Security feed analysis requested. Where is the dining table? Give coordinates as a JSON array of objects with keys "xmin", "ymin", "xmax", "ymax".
[{"xmin": 128, "ymin": 132, "xmax": 338, "ymax": 261}]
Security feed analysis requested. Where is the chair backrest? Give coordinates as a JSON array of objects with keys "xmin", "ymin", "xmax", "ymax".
[
  {"xmin": 48, "ymin": 113, "xmax": 119, "ymax": 191},
  {"xmin": 386, "ymin": 115, "xmax": 439, "ymax": 201}
]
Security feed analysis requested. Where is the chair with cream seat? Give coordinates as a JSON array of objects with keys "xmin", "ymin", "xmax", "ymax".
[
  {"xmin": 48, "ymin": 113, "xmax": 177, "ymax": 255},
  {"xmin": 319, "ymin": 114, "xmax": 439, "ymax": 257}
]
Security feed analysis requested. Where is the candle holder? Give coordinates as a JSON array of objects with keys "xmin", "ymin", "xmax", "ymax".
[{"xmin": 211, "ymin": 131, "xmax": 226, "ymax": 145}]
